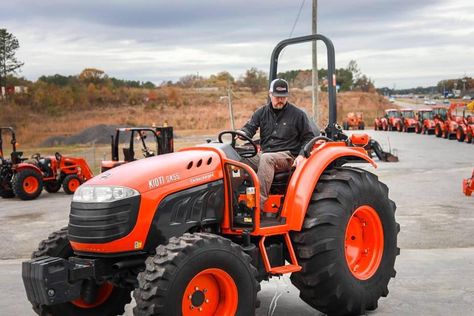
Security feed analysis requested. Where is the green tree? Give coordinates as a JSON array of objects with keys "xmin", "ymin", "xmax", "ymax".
[
  {"xmin": 242, "ymin": 67, "xmax": 267, "ymax": 94},
  {"xmin": 0, "ymin": 29, "xmax": 24, "ymax": 98}
]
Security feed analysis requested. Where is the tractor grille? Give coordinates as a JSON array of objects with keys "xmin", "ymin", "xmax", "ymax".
[{"xmin": 68, "ymin": 196, "xmax": 140, "ymax": 244}]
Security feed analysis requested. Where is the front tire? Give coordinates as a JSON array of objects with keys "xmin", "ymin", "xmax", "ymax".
[
  {"xmin": 456, "ymin": 127, "xmax": 465, "ymax": 142},
  {"xmin": 30, "ymin": 227, "xmax": 132, "ymax": 316},
  {"xmin": 134, "ymin": 233, "xmax": 260, "ymax": 316},
  {"xmin": 290, "ymin": 167, "xmax": 399, "ymax": 316},
  {"xmin": 62, "ymin": 174, "xmax": 82, "ymax": 194}
]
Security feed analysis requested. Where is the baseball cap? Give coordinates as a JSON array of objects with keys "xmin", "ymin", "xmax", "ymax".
[{"xmin": 269, "ymin": 78, "xmax": 289, "ymax": 97}]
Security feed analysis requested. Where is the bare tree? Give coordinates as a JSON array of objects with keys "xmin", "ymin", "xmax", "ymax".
[{"xmin": 0, "ymin": 29, "xmax": 24, "ymax": 99}]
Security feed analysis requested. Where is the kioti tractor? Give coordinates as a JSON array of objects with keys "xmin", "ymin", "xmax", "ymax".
[
  {"xmin": 415, "ymin": 109, "xmax": 435, "ymax": 134},
  {"xmin": 440, "ymin": 103, "xmax": 466, "ymax": 140},
  {"xmin": 342, "ymin": 112, "xmax": 365, "ymax": 130},
  {"xmin": 433, "ymin": 105, "xmax": 449, "ymax": 138},
  {"xmin": 455, "ymin": 106, "xmax": 474, "ymax": 143},
  {"xmin": 31, "ymin": 152, "xmax": 94, "ymax": 195},
  {"xmin": 0, "ymin": 127, "xmax": 93, "ymax": 200},
  {"xmin": 101, "ymin": 126, "xmax": 174, "ymax": 172},
  {"xmin": 374, "ymin": 109, "xmax": 401, "ymax": 131},
  {"xmin": 22, "ymin": 35, "xmax": 399, "ymax": 316},
  {"xmin": 398, "ymin": 109, "xmax": 417, "ymax": 132}
]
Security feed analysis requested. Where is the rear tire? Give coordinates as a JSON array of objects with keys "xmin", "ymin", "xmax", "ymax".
[
  {"xmin": 44, "ymin": 181, "xmax": 61, "ymax": 193},
  {"xmin": 30, "ymin": 227, "xmax": 132, "ymax": 316},
  {"xmin": 12, "ymin": 169, "xmax": 43, "ymax": 200},
  {"xmin": 62, "ymin": 174, "xmax": 82, "ymax": 194},
  {"xmin": 134, "ymin": 233, "xmax": 260, "ymax": 316},
  {"xmin": 290, "ymin": 167, "xmax": 399, "ymax": 316}
]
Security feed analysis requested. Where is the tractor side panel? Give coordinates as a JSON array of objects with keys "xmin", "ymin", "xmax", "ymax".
[
  {"xmin": 144, "ymin": 180, "xmax": 225, "ymax": 251},
  {"xmin": 281, "ymin": 144, "xmax": 375, "ymax": 231}
]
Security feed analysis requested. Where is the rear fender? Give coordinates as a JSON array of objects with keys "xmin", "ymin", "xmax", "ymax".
[
  {"xmin": 14, "ymin": 163, "xmax": 42, "ymax": 174},
  {"xmin": 281, "ymin": 142, "xmax": 376, "ymax": 231}
]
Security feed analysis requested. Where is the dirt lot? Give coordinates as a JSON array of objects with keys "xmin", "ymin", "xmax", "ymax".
[{"xmin": 0, "ymin": 130, "xmax": 473, "ymax": 315}]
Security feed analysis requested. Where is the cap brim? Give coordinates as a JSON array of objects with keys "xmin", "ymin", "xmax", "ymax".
[{"xmin": 272, "ymin": 92, "xmax": 289, "ymax": 97}]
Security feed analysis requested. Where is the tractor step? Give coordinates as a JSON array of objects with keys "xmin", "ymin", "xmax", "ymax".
[
  {"xmin": 269, "ymin": 264, "xmax": 302, "ymax": 274},
  {"xmin": 259, "ymin": 233, "xmax": 301, "ymax": 275}
]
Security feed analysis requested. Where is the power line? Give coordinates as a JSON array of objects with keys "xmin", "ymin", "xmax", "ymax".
[{"xmin": 289, "ymin": 0, "xmax": 306, "ymax": 38}]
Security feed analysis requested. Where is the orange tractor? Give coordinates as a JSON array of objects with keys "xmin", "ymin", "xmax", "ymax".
[
  {"xmin": 415, "ymin": 109, "xmax": 435, "ymax": 134},
  {"xmin": 342, "ymin": 112, "xmax": 365, "ymax": 130},
  {"xmin": 455, "ymin": 105, "xmax": 474, "ymax": 143},
  {"xmin": 435, "ymin": 103, "xmax": 465, "ymax": 139},
  {"xmin": 463, "ymin": 170, "xmax": 474, "ymax": 196},
  {"xmin": 374, "ymin": 109, "xmax": 401, "ymax": 131},
  {"xmin": 22, "ymin": 34, "xmax": 399, "ymax": 316},
  {"xmin": 433, "ymin": 105, "xmax": 449, "ymax": 138},
  {"xmin": 397, "ymin": 109, "xmax": 418, "ymax": 132},
  {"xmin": 0, "ymin": 127, "xmax": 93, "ymax": 200}
]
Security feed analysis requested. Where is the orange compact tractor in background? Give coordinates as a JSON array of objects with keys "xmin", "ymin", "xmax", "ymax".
[
  {"xmin": 398, "ymin": 109, "xmax": 417, "ymax": 132},
  {"xmin": 101, "ymin": 126, "xmax": 174, "ymax": 172},
  {"xmin": 374, "ymin": 109, "xmax": 401, "ymax": 131},
  {"xmin": 0, "ymin": 127, "xmax": 93, "ymax": 200},
  {"xmin": 463, "ymin": 170, "xmax": 474, "ymax": 196},
  {"xmin": 342, "ymin": 112, "xmax": 365, "ymax": 130},
  {"xmin": 455, "ymin": 105, "xmax": 474, "ymax": 143},
  {"xmin": 435, "ymin": 103, "xmax": 464, "ymax": 139},
  {"xmin": 433, "ymin": 105, "xmax": 449, "ymax": 138},
  {"xmin": 31, "ymin": 152, "xmax": 94, "ymax": 195},
  {"xmin": 23, "ymin": 34, "xmax": 399, "ymax": 316},
  {"xmin": 415, "ymin": 109, "xmax": 435, "ymax": 134}
]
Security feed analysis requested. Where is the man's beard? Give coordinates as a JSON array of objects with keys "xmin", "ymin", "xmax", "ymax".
[{"xmin": 273, "ymin": 102, "xmax": 285, "ymax": 109}]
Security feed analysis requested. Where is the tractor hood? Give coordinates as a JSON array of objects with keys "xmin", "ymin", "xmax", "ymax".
[{"xmin": 85, "ymin": 149, "xmax": 223, "ymax": 194}]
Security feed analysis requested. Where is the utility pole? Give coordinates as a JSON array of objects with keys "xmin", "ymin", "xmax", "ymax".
[
  {"xmin": 312, "ymin": 0, "xmax": 320, "ymax": 127},
  {"xmin": 227, "ymin": 80, "xmax": 235, "ymax": 130}
]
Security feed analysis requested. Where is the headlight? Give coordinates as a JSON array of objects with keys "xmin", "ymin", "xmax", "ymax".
[{"xmin": 73, "ymin": 185, "xmax": 139, "ymax": 203}]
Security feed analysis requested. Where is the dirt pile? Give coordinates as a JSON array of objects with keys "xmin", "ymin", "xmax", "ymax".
[{"xmin": 41, "ymin": 124, "xmax": 120, "ymax": 146}]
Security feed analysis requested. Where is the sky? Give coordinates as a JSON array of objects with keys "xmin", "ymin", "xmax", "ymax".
[{"xmin": 2, "ymin": 0, "xmax": 473, "ymax": 89}]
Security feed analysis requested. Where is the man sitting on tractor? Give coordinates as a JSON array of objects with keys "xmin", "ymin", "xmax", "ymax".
[{"xmin": 238, "ymin": 78, "xmax": 315, "ymax": 208}]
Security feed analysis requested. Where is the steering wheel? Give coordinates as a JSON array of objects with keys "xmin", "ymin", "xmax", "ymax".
[
  {"xmin": 218, "ymin": 130, "xmax": 258, "ymax": 158},
  {"xmin": 55, "ymin": 152, "xmax": 62, "ymax": 162},
  {"xmin": 142, "ymin": 147, "xmax": 155, "ymax": 158}
]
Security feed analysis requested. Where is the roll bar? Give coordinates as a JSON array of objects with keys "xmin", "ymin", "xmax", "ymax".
[{"xmin": 269, "ymin": 34, "xmax": 339, "ymax": 139}]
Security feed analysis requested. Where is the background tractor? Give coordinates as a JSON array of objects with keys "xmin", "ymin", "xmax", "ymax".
[
  {"xmin": 398, "ymin": 109, "xmax": 417, "ymax": 132},
  {"xmin": 441, "ymin": 103, "xmax": 466, "ymax": 140},
  {"xmin": 374, "ymin": 109, "xmax": 401, "ymax": 131},
  {"xmin": 31, "ymin": 152, "xmax": 94, "ymax": 195},
  {"xmin": 0, "ymin": 127, "xmax": 93, "ymax": 200},
  {"xmin": 433, "ymin": 105, "xmax": 449, "ymax": 138},
  {"xmin": 22, "ymin": 34, "xmax": 399, "ymax": 316},
  {"xmin": 342, "ymin": 112, "xmax": 365, "ymax": 130},
  {"xmin": 415, "ymin": 109, "xmax": 435, "ymax": 134},
  {"xmin": 455, "ymin": 105, "xmax": 474, "ymax": 143},
  {"xmin": 101, "ymin": 126, "xmax": 174, "ymax": 172}
]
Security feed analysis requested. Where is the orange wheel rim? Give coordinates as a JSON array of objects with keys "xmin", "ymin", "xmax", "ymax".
[
  {"xmin": 182, "ymin": 268, "xmax": 238, "ymax": 316},
  {"xmin": 23, "ymin": 176, "xmax": 39, "ymax": 194},
  {"xmin": 345, "ymin": 205, "xmax": 384, "ymax": 280},
  {"xmin": 68, "ymin": 178, "xmax": 81, "ymax": 192},
  {"xmin": 71, "ymin": 282, "xmax": 113, "ymax": 308}
]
